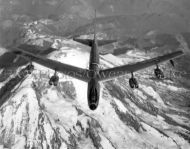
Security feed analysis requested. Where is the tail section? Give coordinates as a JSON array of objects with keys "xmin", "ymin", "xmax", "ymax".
[
  {"xmin": 73, "ymin": 38, "xmax": 117, "ymax": 47},
  {"xmin": 73, "ymin": 10, "xmax": 96, "ymax": 47},
  {"xmin": 94, "ymin": 9, "xmax": 97, "ymax": 41},
  {"xmin": 97, "ymin": 39, "xmax": 117, "ymax": 46},
  {"xmin": 73, "ymin": 38, "xmax": 93, "ymax": 47},
  {"xmin": 73, "ymin": 10, "xmax": 117, "ymax": 47}
]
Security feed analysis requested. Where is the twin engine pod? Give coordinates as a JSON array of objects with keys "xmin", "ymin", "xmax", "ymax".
[
  {"xmin": 129, "ymin": 66, "xmax": 164, "ymax": 89},
  {"xmin": 25, "ymin": 64, "xmax": 165, "ymax": 89},
  {"xmin": 49, "ymin": 75, "xmax": 59, "ymax": 86},
  {"xmin": 25, "ymin": 64, "xmax": 59, "ymax": 86}
]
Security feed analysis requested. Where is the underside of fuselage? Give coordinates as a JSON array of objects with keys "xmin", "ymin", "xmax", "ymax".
[{"xmin": 86, "ymin": 37, "xmax": 101, "ymax": 110}]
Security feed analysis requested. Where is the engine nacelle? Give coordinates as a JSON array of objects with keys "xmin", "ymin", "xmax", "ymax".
[
  {"xmin": 26, "ymin": 64, "xmax": 34, "ymax": 74},
  {"xmin": 49, "ymin": 75, "xmax": 59, "ymax": 86},
  {"xmin": 129, "ymin": 77, "xmax": 139, "ymax": 88},
  {"xmin": 154, "ymin": 68, "xmax": 164, "ymax": 79}
]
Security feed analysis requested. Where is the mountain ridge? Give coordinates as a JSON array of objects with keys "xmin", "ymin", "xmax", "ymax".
[{"xmin": 0, "ymin": 35, "xmax": 189, "ymax": 148}]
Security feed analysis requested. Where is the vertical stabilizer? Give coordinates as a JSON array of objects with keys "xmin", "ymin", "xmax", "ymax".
[
  {"xmin": 94, "ymin": 10, "xmax": 97, "ymax": 41},
  {"xmin": 73, "ymin": 10, "xmax": 117, "ymax": 47}
]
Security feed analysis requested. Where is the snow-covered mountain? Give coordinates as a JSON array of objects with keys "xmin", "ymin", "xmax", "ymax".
[
  {"xmin": 0, "ymin": 1, "xmax": 190, "ymax": 148},
  {"xmin": 0, "ymin": 25, "xmax": 190, "ymax": 149}
]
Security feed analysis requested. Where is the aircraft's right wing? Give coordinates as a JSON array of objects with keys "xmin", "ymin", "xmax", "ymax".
[
  {"xmin": 98, "ymin": 51, "xmax": 183, "ymax": 81},
  {"xmin": 11, "ymin": 48, "xmax": 90, "ymax": 82}
]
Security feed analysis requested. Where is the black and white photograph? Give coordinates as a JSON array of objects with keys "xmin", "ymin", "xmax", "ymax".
[{"xmin": 0, "ymin": 0, "xmax": 189, "ymax": 148}]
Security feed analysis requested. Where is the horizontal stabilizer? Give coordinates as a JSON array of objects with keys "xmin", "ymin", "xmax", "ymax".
[
  {"xmin": 99, "ymin": 46, "xmax": 131, "ymax": 55},
  {"xmin": 73, "ymin": 38, "xmax": 117, "ymax": 47},
  {"xmin": 73, "ymin": 38, "xmax": 93, "ymax": 47},
  {"xmin": 97, "ymin": 39, "xmax": 117, "ymax": 46}
]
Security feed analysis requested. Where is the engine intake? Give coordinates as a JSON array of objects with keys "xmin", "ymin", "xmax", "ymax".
[
  {"xmin": 26, "ymin": 64, "xmax": 34, "ymax": 74},
  {"xmin": 49, "ymin": 75, "xmax": 59, "ymax": 86},
  {"xmin": 129, "ymin": 73, "xmax": 139, "ymax": 89},
  {"xmin": 154, "ymin": 68, "xmax": 164, "ymax": 79},
  {"xmin": 129, "ymin": 77, "xmax": 139, "ymax": 88}
]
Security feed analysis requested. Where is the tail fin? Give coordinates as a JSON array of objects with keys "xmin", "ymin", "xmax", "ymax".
[
  {"xmin": 94, "ymin": 9, "xmax": 97, "ymax": 41},
  {"xmin": 73, "ymin": 10, "xmax": 117, "ymax": 47},
  {"xmin": 73, "ymin": 10, "xmax": 97, "ymax": 47},
  {"xmin": 92, "ymin": 10, "xmax": 117, "ymax": 46}
]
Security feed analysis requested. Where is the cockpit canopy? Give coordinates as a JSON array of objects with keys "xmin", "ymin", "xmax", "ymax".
[
  {"xmin": 90, "ymin": 87, "xmax": 97, "ymax": 102},
  {"xmin": 88, "ymin": 87, "xmax": 98, "ymax": 110}
]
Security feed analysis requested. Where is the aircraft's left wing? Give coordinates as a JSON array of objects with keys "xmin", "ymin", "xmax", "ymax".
[
  {"xmin": 98, "ymin": 51, "xmax": 183, "ymax": 81},
  {"xmin": 11, "ymin": 48, "xmax": 90, "ymax": 82}
]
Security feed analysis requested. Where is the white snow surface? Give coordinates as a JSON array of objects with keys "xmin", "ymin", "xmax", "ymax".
[{"xmin": 0, "ymin": 38, "xmax": 189, "ymax": 149}]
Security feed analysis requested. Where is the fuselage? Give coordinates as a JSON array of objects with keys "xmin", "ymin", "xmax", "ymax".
[{"xmin": 87, "ymin": 37, "xmax": 100, "ymax": 110}]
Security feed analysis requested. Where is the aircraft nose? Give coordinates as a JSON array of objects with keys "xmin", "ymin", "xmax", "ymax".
[{"xmin": 89, "ymin": 103, "xmax": 97, "ymax": 110}]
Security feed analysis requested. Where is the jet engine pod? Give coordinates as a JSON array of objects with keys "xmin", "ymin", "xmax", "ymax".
[
  {"xmin": 129, "ymin": 77, "xmax": 139, "ymax": 88},
  {"xmin": 170, "ymin": 60, "xmax": 175, "ymax": 67},
  {"xmin": 26, "ymin": 64, "xmax": 34, "ymax": 74},
  {"xmin": 154, "ymin": 68, "xmax": 164, "ymax": 79},
  {"xmin": 49, "ymin": 75, "xmax": 59, "ymax": 86}
]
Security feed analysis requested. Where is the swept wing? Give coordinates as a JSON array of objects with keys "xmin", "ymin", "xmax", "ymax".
[
  {"xmin": 98, "ymin": 51, "xmax": 183, "ymax": 81},
  {"xmin": 11, "ymin": 48, "xmax": 90, "ymax": 82}
]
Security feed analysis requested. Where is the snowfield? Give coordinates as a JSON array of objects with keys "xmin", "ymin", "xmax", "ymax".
[{"xmin": 0, "ymin": 37, "xmax": 189, "ymax": 149}]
